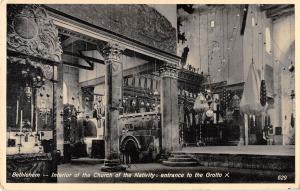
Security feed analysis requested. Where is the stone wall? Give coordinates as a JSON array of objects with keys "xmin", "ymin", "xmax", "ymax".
[{"xmin": 46, "ymin": 4, "xmax": 177, "ymax": 54}]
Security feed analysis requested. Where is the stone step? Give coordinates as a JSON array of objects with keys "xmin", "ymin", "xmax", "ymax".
[
  {"xmin": 162, "ymin": 160, "xmax": 199, "ymax": 167},
  {"xmin": 171, "ymin": 155, "xmax": 191, "ymax": 159},
  {"xmin": 171, "ymin": 152, "xmax": 188, "ymax": 155},
  {"xmin": 226, "ymin": 140, "xmax": 240, "ymax": 146},
  {"xmin": 170, "ymin": 153, "xmax": 191, "ymax": 158},
  {"xmin": 71, "ymin": 157, "xmax": 105, "ymax": 165},
  {"xmin": 168, "ymin": 157, "xmax": 195, "ymax": 162},
  {"xmin": 166, "ymin": 151, "xmax": 294, "ymax": 171}
]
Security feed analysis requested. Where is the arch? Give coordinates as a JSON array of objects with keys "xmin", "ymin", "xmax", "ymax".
[{"xmin": 120, "ymin": 135, "xmax": 141, "ymax": 152}]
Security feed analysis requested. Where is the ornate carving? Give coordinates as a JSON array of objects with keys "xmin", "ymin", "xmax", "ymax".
[
  {"xmin": 97, "ymin": 42, "xmax": 125, "ymax": 61},
  {"xmin": 159, "ymin": 62, "xmax": 179, "ymax": 79},
  {"xmin": 7, "ymin": 5, "xmax": 62, "ymax": 62},
  {"xmin": 97, "ymin": 42, "xmax": 125, "ymax": 72},
  {"xmin": 137, "ymin": 5, "xmax": 176, "ymax": 53},
  {"xmin": 8, "ymin": 56, "xmax": 53, "ymax": 80}
]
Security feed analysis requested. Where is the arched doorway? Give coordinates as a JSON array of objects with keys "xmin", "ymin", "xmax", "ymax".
[{"xmin": 121, "ymin": 136, "xmax": 141, "ymax": 164}]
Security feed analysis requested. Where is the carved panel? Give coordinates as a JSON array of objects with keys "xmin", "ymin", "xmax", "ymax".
[{"xmin": 7, "ymin": 5, "xmax": 62, "ymax": 62}]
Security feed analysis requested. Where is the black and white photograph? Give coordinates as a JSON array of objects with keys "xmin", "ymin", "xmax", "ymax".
[{"xmin": 3, "ymin": 3, "xmax": 297, "ymax": 187}]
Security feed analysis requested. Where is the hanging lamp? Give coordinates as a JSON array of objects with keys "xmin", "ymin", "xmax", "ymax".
[
  {"xmin": 193, "ymin": 92, "xmax": 209, "ymax": 113},
  {"xmin": 232, "ymin": 94, "xmax": 240, "ymax": 110}
]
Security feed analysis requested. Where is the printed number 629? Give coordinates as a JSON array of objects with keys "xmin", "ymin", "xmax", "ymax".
[{"xmin": 277, "ymin": 175, "xmax": 287, "ymax": 181}]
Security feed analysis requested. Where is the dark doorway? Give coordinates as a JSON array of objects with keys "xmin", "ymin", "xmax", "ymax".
[{"xmin": 123, "ymin": 140, "xmax": 139, "ymax": 164}]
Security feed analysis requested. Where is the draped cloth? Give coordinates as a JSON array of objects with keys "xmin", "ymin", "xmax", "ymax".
[{"xmin": 240, "ymin": 61, "xmax": 263, "ymax": 115}]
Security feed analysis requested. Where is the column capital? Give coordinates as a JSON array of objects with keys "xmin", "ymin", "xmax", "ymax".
[
  {"xmin": 97, "ymin": 41, "xmax": 125, "ymax": 62},
  {"xmin": 159, "ymin": 62, "xmax": 179, "ymax": 79}
]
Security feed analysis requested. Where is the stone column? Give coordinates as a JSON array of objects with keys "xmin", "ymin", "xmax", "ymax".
[
  {"xmin": 159, "ymin": 62, "xmax": 180, "ymax": 154},
  {"xmin": 98, "ymin": 42, "xmax": 125, "ymax": 171},
  {"xmin": 238, "ymin": 116, "xmax": 245, "ymax": 146}
]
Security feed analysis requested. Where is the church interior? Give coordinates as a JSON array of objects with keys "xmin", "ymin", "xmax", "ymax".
[{"xmin": 6, "ymin": 4, "xmax": 295, "ymax": 182}]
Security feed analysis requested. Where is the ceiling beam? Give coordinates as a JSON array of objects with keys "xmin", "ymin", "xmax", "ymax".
[
  {"xmin": 272, "ymin": 10, "xmax": 294, "ymax": 20},
  {"xmin": 63, "ymin": 50, "xmax": 104, "ymax": 65},
  {"xmin": 49, "ymin": 15, "xmax": 181, "ymax": 66},
  {"xmin": 79, "ymin": 61, "xmax": 156, "ymax": 87},
  {"xmin": 61, "ymin": 36, "xmax": 79, "ymax": 48},
  {"xmin": 260, "ymin": 4, "xmax": 280, "ymax": 11},
  {"xmin": 266, "ymin": 5, "xmax": 294, "ymax": 18}
]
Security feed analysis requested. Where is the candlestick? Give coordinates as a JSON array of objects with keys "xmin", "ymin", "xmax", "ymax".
[
  {"xmin": 35, "ymin": 109, "xmax": 38, "ymax": 133},
  {"xmin": 31, "ymin": 99, "xmax": 33, "ymax": 129},
  {"xmin": 20, "ymin": 110, "xmax": 23, "ymax": 132},
  {"xmin": 16, "ymin": 99, "xmax": 19, "ymax": 126}
]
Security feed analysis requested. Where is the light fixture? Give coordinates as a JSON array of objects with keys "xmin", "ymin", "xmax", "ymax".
[
  {"xmin": 132, "ymin": 100, "xmax": 136, "ymax": 106},
  {"xmin": 206, "ymin": 109, "xmax": 214, "ymax": 118},
  {"xmin": 289, "ymin": 62, "xmax": 295, "ymax": 72},
  {"xmin": 232, "ymin": 94, "xmax": 241, "ymax": 110}
]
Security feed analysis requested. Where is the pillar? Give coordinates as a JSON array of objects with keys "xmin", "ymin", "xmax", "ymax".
[
  {"xmin": 238, "ymin": 118, "xmax": 245, "ymax": 146},
  {"xmin": 159, "ymin": 62, "xmax": 180, "ymax": 154},
  {"xmin": 98, "ymin": 42, "xmax": 124, "ymax": 163},
  {"xmin": 244, "ymin": 114, "xmax": 249, "ymax": 145}
]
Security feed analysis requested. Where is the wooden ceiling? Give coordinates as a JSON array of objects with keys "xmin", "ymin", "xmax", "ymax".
[{"xmin": 260, "ymin": 4, "xmax": 294, "ymax": 20}]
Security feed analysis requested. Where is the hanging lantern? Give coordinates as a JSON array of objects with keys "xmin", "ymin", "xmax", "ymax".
[
  {"xmin": 291, "ymin": 90, "xmax": 295, "ymax": 99},
  {"xmin": 132, "ymin": 99, "xmax": 136, "ymax": 106},
  {"xmin": 288, "ymin": 62, "xmax": 295, "ymax": 73},
  {"xmin": 193, "ymin": 93, "xmax": 209, "ymax": 113},
  {"xmin": 260, "ymin": 80, "xmax": 267, "ymax": 106},
  {"xmin": 205, "ymin": 109, "xmax": 214, "ymax": 118},
  {"xmin": 240, "ymin": 62, "xmax": 264, "ymax": 115},
  {"xmin": 140, "ymin": 100, "xmax": 145, "ymax": 107},
  {"xmin": 232, "ymin": 94, "xmax": 240, "ymax": 110},
  {"xmin": 24, "ymin": 86, "xmax": 32, "ymax": 99},
  {"xmin": 291, "ymin": 113, "xmax": 295, "ymax": 128}
]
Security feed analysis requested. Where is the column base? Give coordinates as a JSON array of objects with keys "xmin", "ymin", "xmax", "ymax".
[
  {"xmin": 101, "ymin": 159, "xmax": 126, "ymax": 172},
  {"xmin": 238, "ymin": 138, "xmax": 245, "ymax": 146}
]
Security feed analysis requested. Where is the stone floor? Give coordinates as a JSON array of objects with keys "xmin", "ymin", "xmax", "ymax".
[
  {"xmin": 57, "ymin": 145, "xmax": 295, "ymax": 183},
  {"xmin": 57, "ymin": 162, "xmax": 295, "ymax": 183},
  {"xmin": 179, "ymin": 145, "xmax": 295, "ymax": 156}
]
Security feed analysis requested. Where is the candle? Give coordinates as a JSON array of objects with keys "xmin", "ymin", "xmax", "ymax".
[
  {"xmin": 20, "ymin": 110, "xmax": 23, "ymax": 132},
  {"xmin": 31, "ymin": 100, "xmax": 33, "ymax": 129},
  {"xmin": 16, "ymin": 100, "xmax": 19, "ymax": 126},
  {"xmin": 35, "ymin": 109, "xmax": 38, "ymax": 133}
]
